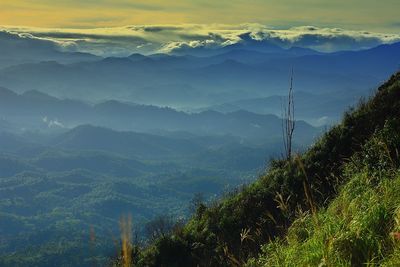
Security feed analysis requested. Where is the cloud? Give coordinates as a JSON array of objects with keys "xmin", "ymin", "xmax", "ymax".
[
  {"xmin": 0, "ymin": 30, "xmax": 70, "ymax": 58},
  {"xmin": 2, "ymin": 0, "xmax": 399, "ymax": 31},
  {"xmin": 42, "ymin": 116, "xmax": 65, "ymax": 128},
  {"xmin": 131, "ymin": 25, "xmax": 185, "ymax": 33},
  {"xmin": 281, "ymin": 26, "xmax": 400, "ymax": 51},
  {"xmin": 388, "ymin": 22, "xmax": 400, "ymax": 28},
  {"xmin": 1, "ymin": 24, "xmax": 399, "ymax": 57}
]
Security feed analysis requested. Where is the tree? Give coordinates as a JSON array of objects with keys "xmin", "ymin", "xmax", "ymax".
[
  {"xmin": 282, "ymin": 68, "xmax": 295, "ymax": 160},
  {"xmin": 189, "ymin": 192, "xmax": 206, "ymax": 216},
  {"xmin": 144, "ymin": 214, "xmax": 175, "ymax": 242}
]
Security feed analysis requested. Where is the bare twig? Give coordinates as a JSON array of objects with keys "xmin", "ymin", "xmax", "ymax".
[{"xmin": 282, "ymin": 68, "xmax": 295, "ymax": 160}]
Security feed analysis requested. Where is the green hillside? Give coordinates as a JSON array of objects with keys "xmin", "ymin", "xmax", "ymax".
[
  {"xmin": 247, "ymin": 119, "xmax": 400, "ymax": 266},
  {"xmin": 114, "ymin": 72, "xmax": 400, "ymax": 266}
]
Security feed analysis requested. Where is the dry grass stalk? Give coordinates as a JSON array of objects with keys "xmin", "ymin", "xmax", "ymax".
[{"xmin": 119, "ymin": 214, "xmax": 133, "ymax": 267}]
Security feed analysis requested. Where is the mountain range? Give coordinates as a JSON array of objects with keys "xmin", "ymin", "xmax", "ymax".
[
  {"xmin": 1, "ymin": 30, "xmax": 398, "ymax": 114},
  {"xmin": 0, "ymin": 86, "xmax": 319, "ymax": 143}
]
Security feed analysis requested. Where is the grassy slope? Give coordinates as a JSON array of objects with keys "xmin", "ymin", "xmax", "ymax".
[
  {"xmin": 247, "ymin": 119, "xmax": 400, "ymax": 266},
  {"xmin": 116, "ymin": 72, "xmax": 400, "ymax": 266}
]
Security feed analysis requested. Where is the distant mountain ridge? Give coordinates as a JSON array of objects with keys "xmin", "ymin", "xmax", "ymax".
[
  {"xmin": 0, "ymin": 31, "xmax": 100, "ymax": 69},
  {"xmin": 0, "ymin": 87, "xmax": 319, "ymax": 143},
  {"xmin": 1, "ymin": 39, "xmax": 398, "ymax": 109},
  {"xmin": 199, "ymin": 89, "xmax": 366, "ymax": 125},
  {"xmin": 53, "ymin": 124, "xmax": 205, "ymax": 159}
]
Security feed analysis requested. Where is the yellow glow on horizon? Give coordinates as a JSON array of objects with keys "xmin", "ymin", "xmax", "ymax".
[
  {"xmin": 0, "ymin": 0, "xmax": 399, "ymax": 32},
  {"xmin": 0, "ymin": 1, "xmax": 189, "ymax": 28}
]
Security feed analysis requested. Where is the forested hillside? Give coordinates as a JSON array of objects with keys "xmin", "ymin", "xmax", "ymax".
[{"xmin": 114, "ymin": 73, "xmax": 400, "ymax": 266}]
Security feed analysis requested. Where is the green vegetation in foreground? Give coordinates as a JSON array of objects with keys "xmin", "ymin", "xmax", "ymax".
[
  {"xmin": 247, "ymin": 120, "xmax": 400, "ymax": 266},
  {"xmin": 113, "ymin": 72, "xmax": 400, "ymax": 266}
]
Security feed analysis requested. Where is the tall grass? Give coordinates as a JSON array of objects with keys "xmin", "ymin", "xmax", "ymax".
[{"xmin": 246, "ymin": 125, "xmax": 400, "ymax": 266}]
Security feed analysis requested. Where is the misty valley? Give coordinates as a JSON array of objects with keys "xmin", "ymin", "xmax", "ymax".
[{"xmin": 0, "ymin": 86, "xmax": 319, "ymax": 264}]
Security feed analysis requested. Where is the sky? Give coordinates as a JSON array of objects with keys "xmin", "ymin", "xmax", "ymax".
[
  {"xmin": 0, "ymin": 0, "xmax": 399, "ymax": 56},
  {"xmin": 1, "ymin": 0, "xmax": 399, "ymax": 31}
]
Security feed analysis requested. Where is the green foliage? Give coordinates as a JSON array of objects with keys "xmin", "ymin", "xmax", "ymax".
[
  {"xmin": 124, "ymin": 72, "xmax": 400, "ymax": 266},
  {"xmin": 137, "ymin": 236, "xmax": 194, "ymax": 267},
  {"xmin": 247, "ymin": 121, "xmax": 400, "ymax": 266},
  {"xmin": 0, "ymin": 141, "xmax": 266, "ymax": 266}
]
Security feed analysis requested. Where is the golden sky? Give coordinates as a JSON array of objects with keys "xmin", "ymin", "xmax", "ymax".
[{"xmin": 0, "ymin": 0, "xmax": 399, "ymax": 32}]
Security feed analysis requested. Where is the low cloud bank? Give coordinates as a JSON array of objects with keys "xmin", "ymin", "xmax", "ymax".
[{"xmin": 1, "ymin": 24, "xmax": 399, "ymax": 56}]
